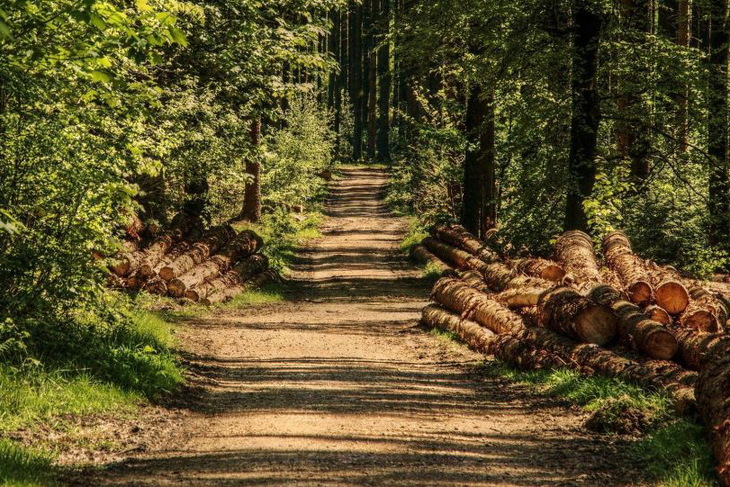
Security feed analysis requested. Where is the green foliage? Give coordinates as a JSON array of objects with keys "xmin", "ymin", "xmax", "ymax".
[
  {"xmin": 0, "ymin": 439, "xmax": 54, "ymax": 487},
  {"xmin": 633, "ymin": 420, "xmax": 716, "ymax": 487},
  {"xmin": 263, "ymin": 95, "xmax": 335, "ymax": 212}
]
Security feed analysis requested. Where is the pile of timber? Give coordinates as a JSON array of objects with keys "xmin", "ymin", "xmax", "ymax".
[
  {"xmin": 416, "ymin": 224, "xmax": 730, "ymax": 484},
  {"xmin": 108, "ymin": 215, "xmax": 275, "ymax": 305}
]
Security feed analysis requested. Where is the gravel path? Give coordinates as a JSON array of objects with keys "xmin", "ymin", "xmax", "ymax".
[{"xmin": 79, "ymin": 167, "xmax": 639, "ymax": 486}]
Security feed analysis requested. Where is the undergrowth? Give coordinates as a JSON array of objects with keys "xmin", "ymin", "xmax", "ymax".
[
  {"xmin": 477, "ymin": 361, "xmax": 715, "ymax": 486},
  {"xmin": 0, "ymin": 307, "xmax": 183, "ymax": 485}
]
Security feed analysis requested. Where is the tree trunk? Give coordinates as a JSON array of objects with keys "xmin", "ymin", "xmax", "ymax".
[
  {"xmin": 432, "ymin": 224, "xmax": 500, "ymax": 262},
  {"xmin": 676, "ymin": 0, "xmax": 692, "ymax": 152},
  {"xmin": 409, "ymin": 245, "xmax": 452, "ymax": 275},
  {"xmin": 588, "ymin": 286, "xmax": 678, "ymax": 359},
  {"xmin": 422, "ymin": 237, "xmax": 489, "ymax": 274},
  {"xmin": 615, "ymin": 0, "xmax": 653, "ymax": 184},
  {"xmin": 349, "ymin": 0, "xmax": 364, "ymax": 161},
  {"xmin": 696, "ymin": 353, "xmax": 730, "ymax": 485},
  {"xmin": 461, "ymin": 85, "xmax": 496, "ymax": 237},
  {"xmin": 565, "ymin": 1, "xmax": 603, "ymax": 231},
  {"xmin": 708, "ymin": 0, "xmax": 730, "ymax": 249},
  {"xmin": 537, "ymin": 286, "xmax": 617, "ymax": 345},
  {"xmin": 602, "ymin": 231, "xmax": 654, "ymax": 305},
  {"xmin": 376, "ymin": 0, "xmax": 391, "ymax": 162},
  {"xmin": 366, "ymin": 0, "xmax": 379, "ymax": 160},
  {"xmin": 241, "ymin": 118, "xmax": 263, "ymax": 222}
]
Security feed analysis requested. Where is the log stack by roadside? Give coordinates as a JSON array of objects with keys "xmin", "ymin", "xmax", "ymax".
[
  {"xmin": 108, "ymin": 216, "xmax": 275, "ymax": 305},
  {"xmin": 415, "ymin": 224, "xmax": 730, "ymax": 481}
]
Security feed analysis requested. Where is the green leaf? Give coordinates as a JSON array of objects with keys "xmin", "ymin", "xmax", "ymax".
[
  {"xmin": 89, "ymin": 13, "xmax": 107, "ymax": 31},
  {"xmin": 0, "ymin": 20, "xmax": 10, "ymax": 39},
  {"xmin": 167, "ymin": 26, "xmax": 188, "ymax": 47},
  {"xmin": 90, "ymin": 70, "xmax": 113, "ymax": 83}
]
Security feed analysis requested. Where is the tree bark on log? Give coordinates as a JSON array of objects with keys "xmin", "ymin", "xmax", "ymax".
[
  {"xmin": 459, "ymin": 270, "xmax": 491, "ymax": 293},
  {"xmin": 409, "ymin": 245, "xmax": 452, "ymax": 275},
  {"xmin": 158, "ymin": 225, "xmax": 237, "ymax": 282},
  {"xmin": 424, "ymin": 303, "xmax": 694, "ymax": 412},
  {"xmin": 186, "ymin": 254, "xmax": 269, "ymax": 302},
  {"xmin": 673, "ymin": 327, "xmax": 730, "ymax": 371},
  {"xmin": 423, "ymin": 237, "xmax": 488, "ymax": 274},
  {"xmin": 431, "ymin": 278, "xmax": 525, "ymax": 335},
  {"xmin": 432, "ymin": 225, "xmax": 500, "ymax": 263},
  {"xmin": 201, "ymin": 270, "xmax": 278, "ymax": 306},
  {"xmin": 555, "ymin": 230, "xmax": 602, "ymax": 287},
  {"xmin": 537, "ymin": 287, "xmax": 617, "ymax": 346},
  {"xmin": 514, "ymin": 258, "xmax": 566, "ymax": 282},
  {"xmin": 588, "ymin": 285, "xmax": 677, "ymax": 360},
  {"xmin": 167, "ymin": 230, "xmax": 262, "ymax": 297},
  {"xmin": 422, "ymin": 305, "xmax": 566, "ymax": 370},
  {"xmin": 602, "ymin": 231, "xmax": 654, "ymax": 305}
]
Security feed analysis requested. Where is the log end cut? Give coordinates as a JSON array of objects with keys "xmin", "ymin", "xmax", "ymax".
[
  {"xmin": 158, "ymin": 266, "xmax": 175, "ymax": 282},
  {"xmin": 655, "ymin": 281, "xmax": 690, "ymax": 315},
  {"xmin": 645, "ymin": 305, "xmax": 672, "ymax": 325},
  {"xmin": 627, "ymin": 281, "xmax": 653, "ymax": 306},
  {"xmin": 575, "ymin": 304, "xmax": 619, "ymax": 346},
  {"xmin": 167, "ymin": 278, "xmax": 186, "ymax": 298},
  {"xmin": 682, "ymin": 310, "xmax": 719, "ymax": 333},
  {"xmin": 644, "ymin": 328, "xmax": 680, "ymax": 361}
]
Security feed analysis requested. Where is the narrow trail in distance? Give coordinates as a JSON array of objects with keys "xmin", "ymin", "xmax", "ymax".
[{"xmin": 82, "ymin": 167, "xmax": 640, "ymax": 486}]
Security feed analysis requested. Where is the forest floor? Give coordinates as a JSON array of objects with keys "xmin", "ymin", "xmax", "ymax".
[{"xmin": 71, "ymin": 167, "xmax": 643, "ymax": 486}]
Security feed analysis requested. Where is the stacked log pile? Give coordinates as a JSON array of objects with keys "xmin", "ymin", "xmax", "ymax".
[
  {"xmin": 108, "ymin": 217, "xmax": 275, "ymax": 305},
  {"xmin": 416, "ymin": 224, "xmax": 730, "ymax": 481}
]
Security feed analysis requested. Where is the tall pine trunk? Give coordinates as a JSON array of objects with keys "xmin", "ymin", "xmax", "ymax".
[
  {"xmin": 376, "ymin": 0, "xmax": 391, "ymax": 162},
  {"xmin": 462, "ymin": 85, "xmax": 497, "ymax": 238},
  {"xmin": 565, "ymin": 0, "xmax": 604, "ymax": 231},
  {"xmin": 708, "ymin": 0, "xmax": 730, "ymax": 247},
  {"xmin": 367, "ymin": 0, "xmax": 379, "ymax": 160},
  {"xmin": 240, "ymin": 118, "xmax": 262, "ymax": 223},
  {"xmin": 615, "ymin": 0, "xmax": 652, "ymax": 185},
  {"xmin": 677, "ymin": 0, "xmax": 692, "ymax": 152},
  {"xmin": 349, "ymin": 1, "xmax": 364, "ymax": 161}
]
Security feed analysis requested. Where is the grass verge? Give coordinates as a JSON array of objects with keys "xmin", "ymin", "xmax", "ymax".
[
  {"xmin": 425, "ymin": 330, "xmax": 715, "ymax": 487},
  {"xmin": 477, "ymin": 362, "xmax": 715, "ymax": 486},
  {"xmin": 0, "ymin": 308, "xmax": 184, "ymax": 485}
]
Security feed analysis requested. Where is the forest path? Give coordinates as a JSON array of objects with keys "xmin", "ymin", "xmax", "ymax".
[{"xmin": 84, "ymin": 167, "xmax": 639, "ymax": 486}]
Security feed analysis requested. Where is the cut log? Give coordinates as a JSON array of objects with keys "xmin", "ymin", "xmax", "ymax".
[
  {"xmin": 538, "ymin": 287, "xmax": 617, "ymax": 346},
  {"xmin": 601, "ymin": 232, "xmax": 654, "ymax": 306},
  {"xmin": 421, "ymin": 305, "xmax": 566, "ymax": 370},
  {"xmin": 459, "ymin": 270, "xmax": 491, "ymax": 293},
  {"xmin": 167, "ymin": 230, "xmax": 263, "ymax": 297},
  {"xmin": 425, "ymin": 303, "xmax": 694, "ymax": 412},
  {"xmin": 588, "ymin": 285, "xmax": 677, "ymax": 360},
  {"xmin": 158, "ymin": 225, "xmax": 237, "ymax": 282},
  {"xmin": 410, "ymin": 245, "xmax": 452, "ymax": 275},
  {"xmin": 185, "ymin": 254, "xmax": 269, "ymax": 302},
  {"xmin": 673, "ymin": 328, "xmax": 730, "ymax": 371},
  {"xmin": 201, "ymin": 270, "xmax": 278, "ymax": 306},
  {"xmin": 144, "ymin": 277, "xmax": 168, "ymax": 296},
  {"xmin": 645, "ymin": 305, "xmax": 672, "ymax": 325},
  {"xmin": 514, "ymin": 258, "xmax": 566, "ymax": 282},
  {"xmin": 431, "ymin": 278, "xmax": 525, "ymax": 335},
  {"xmin": 645, "ymin": 261, "xmax": 690, "ymax": 314},
  {"xmin": 555, "ymin": 230, "xmax": 603, "ymax": 287},
  {"xmin": 696, "ymin": 356, "xmax": 730, "ymax": 485},
  {"xmin": 432, "ymin": 225, "xmax": 500, "ymax": 263},
  {"xmin": 483, "ymin": 261, "xmax": 553, "ymax": 293},
  {"xmin": 423, "ymin": 237, "xmax": 488, "ymax": 274}
]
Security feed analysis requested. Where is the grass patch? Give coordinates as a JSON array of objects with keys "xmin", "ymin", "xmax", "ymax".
[
  {"xmin": 224, "ymin": 283, "xmax": 286, "ymax": 308},
  {"xmin": 479, "ymin": 361, "xmax": 715, "ymax": 485},
  {"xmin": 400, "ymin": 218, "xmax": 429, "ymax": 254},
  {"xmin": 0, "ymin": 439, "xmax": 55, "ymax": 487},
  {"xmin": 633, "ymin": 419, "xmax": 715, "ymax": 487},
  {"xmin": 422, "ymin": 261, "xmax": 446, "ymax": 279},
  {"xmin": 234, "ymin": 209, "xmax": 323, "ymax": 274},
  {"xmin": 429, "ymin": 327, "xmax": 461, "ymax": 344}
]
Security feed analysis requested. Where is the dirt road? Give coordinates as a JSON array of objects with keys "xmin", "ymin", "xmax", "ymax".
[{"xmin": 84, "ymin": 167, "xmax": 638, "ymax": 486}]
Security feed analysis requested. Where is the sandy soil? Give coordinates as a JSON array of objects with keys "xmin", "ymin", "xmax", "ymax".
[{"xmin": 73, "ymin": 167, "xmax": 641, "ymax": 486}]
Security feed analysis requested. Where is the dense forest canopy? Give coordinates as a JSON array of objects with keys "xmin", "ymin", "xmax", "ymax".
[{"xmin": 2, "ymin": 0, "xmax": 730, "ymax": 384}]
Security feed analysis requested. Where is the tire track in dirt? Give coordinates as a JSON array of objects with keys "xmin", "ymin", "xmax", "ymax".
[{"xmin": 79, "ymin": 167, "xmax": 640, "ymax": 486}]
